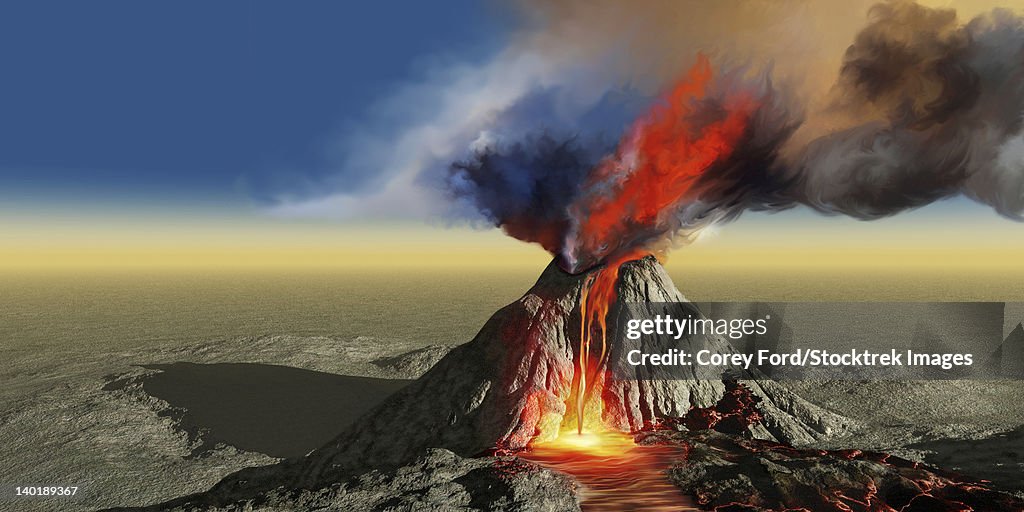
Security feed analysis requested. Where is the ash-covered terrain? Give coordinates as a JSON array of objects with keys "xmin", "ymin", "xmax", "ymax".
[
  {"xmin": 3, "ymin": 341, "xmax": 1024, "ymax": 511},
  {"xmin": 0, "ymin": 334, "xmax": 450, "ymax": 512},
  {"xmin": 2, "ymin": 260, "xmax": 1024, "ymax": 511}
]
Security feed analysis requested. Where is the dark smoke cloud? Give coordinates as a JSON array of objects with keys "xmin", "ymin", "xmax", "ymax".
[
  {"xmin": 441, "ymin": 84, "xmax": 646, "ymax": 252},
  {"xmin": 441, "ymin": 0, "xmax": 1024, "ymax": 271},
  {"xmin": 788, "ymin": 1, "xmax": 1024, "ymax": 220},
  {"xmin": 447, "ymin": 133, "xmax": 612, "ymax": 253},
  {"xmin": 838, "ymin": 1, "xmax": 980, "ymax": 130}
]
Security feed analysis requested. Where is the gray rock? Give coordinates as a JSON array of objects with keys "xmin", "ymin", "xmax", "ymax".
[
  {"xmin": 603, "ymin": 258, "xmax": 853, "ymax": 444},
  {"xmin": 658, "ymin": 429, "xmax": 1024, "ymax": 511},
  {"xmin": 371, "ymin": 345, "xmax": 456, "ymax": 378},
  {"xmin": 109, "ymin": 449, "xmax": 579, "ymax": 512},
  {"xmin": 118, "ymin": 256, "xmax": 854, "ymax": 509}
]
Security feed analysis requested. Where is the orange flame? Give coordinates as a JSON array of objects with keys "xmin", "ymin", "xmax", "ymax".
[{"xmin": 566, "ymin": 54, "xmax": 758, "ymax": 271}]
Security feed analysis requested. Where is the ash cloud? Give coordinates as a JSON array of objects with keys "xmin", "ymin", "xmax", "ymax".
[
  {"xmin": 441, "ymin": 83, "xmax": 647, "ymax": 252},
  {"xmin": 447, "ymin": 133, "xmax": 610, "ymax": 254},
  {"xmin": 787, "ymin": 1, "xmax": 1024, "ymax": 221},
  {"xmin": 561, "ymin": 63, "xmax": 805, "ymax": 272},
  {"xmin": 265, "ymin": 0, "xmax": 1022, "ymax": 272},
  {"xmin": 269, "ymin": 0, "xmax": 870, "ymax": 220},
  {"xmin": 838, "ymin": 1, "xmax": 981, "ymax": 130},
  {"xmin": 443, "ymin": 1, "xmax": 1024, "ymax": 272}
]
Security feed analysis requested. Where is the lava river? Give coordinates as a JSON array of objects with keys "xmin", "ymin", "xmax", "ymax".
[{"xmin": 519, "ymin": 430, "xmax": 696, "ymax": 511}]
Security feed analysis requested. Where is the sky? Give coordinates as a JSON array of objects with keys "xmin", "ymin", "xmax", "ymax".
[
  {"xmin": 0, "ymin": 1, "xmax": 508, "ymax": 209},
  {"xmin": 1, "ymin": 0, "xmax": 1022, "ymax": 273}
]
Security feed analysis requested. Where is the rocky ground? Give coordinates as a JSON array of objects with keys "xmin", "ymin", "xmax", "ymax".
[
  {"xmin": 656, "ymin": 428, "xmax": 1024, "ymax": 511},
  {"xmin": 2, "ymin": 333, "xmax": 1023, "ymax": 511},
  {"xmin": 0, "ymin": 335, "xmax": 449, "ymax": 512},
  {"xmin": 124, "ymin": 450, "xmax": 583, "ymax": 512}
]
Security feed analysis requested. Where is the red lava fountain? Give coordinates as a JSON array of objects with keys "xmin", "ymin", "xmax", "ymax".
[{"xmin": 564, "ymin": 54, "xmax": 758, "ymax": 273}]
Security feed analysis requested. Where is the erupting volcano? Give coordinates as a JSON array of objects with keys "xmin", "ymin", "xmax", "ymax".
[
  {"xmin": 139, "ymin": 256, "xmax": 1024, "ymax": 512},
  {"xmin": 559, "ymin": 58, "xmax": 765, "ymax": 436},
  {"xmin": 124, "ymin": 3, "xmax": 1024, "ymax": 509},
  {"xmin": 303, "ymin": 255, "xmax": 845, "ymax": 472}
]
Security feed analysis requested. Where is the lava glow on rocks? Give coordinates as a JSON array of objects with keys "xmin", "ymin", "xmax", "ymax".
[
  {"xmin": 571, "ymin": 251, "xmax": 648, "ymax": 435},
  {"xmin": 522, "ymin": 429, "xmax": 694, "ymax": 511},
  {"xmin": 520, "ymin": 254, "xmax": 697, "ymax": 511}
]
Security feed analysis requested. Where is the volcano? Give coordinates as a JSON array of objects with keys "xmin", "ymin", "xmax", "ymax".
[
  {"xmin": 115, "ymin": 257, "xmax": 1024, "ymax": 512},
  {"xmin": 296, "ymin": 256, "xmax": 850, "ymax": 481}
]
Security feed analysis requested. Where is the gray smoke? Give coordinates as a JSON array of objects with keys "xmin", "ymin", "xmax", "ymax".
[
  {"xmin": 437, "ymin": 0, "xmax": 1023, "ymax": 272},
  {"xmin": 784, "ymin": 1, "xmax": 1024, "ymax": 220}
]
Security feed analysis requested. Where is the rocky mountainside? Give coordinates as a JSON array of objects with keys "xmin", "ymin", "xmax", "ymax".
[
  {"xmin": 118, "ymin": 256, "xmax": 854, "ymax": 510},
  {"xmin": 301, "ymin": 257, "xmax": 850, "ymax": 480}
]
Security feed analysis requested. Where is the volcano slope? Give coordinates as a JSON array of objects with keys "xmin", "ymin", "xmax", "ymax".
[
  {"xmin": 109, "ymin": 257, "xmax": 1023, "ymax": 511},
  {"xmin": 305, "ymin": 257, "xmax": 848, "ymax": 472}
]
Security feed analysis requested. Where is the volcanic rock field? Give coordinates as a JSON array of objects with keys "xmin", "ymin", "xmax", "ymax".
[{"xmin": 2, "ymin": 260, "xmax": 1024, "ymax": 511}]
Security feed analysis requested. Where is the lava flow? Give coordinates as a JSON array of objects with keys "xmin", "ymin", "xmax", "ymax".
[
  {"xmin": 525, "ymin": 249, "xmax": 705, "ymax": 511},
  {"xmin": 571, "ymin": 250, "xmax": 646, "ymax": 435},
  {"xmin": 521, "ymin": 430, "xmax": 695, "ymax": 512},
  {"xmin": 517, "ymin": 252, "xmax": 698, "ymax": 511}
]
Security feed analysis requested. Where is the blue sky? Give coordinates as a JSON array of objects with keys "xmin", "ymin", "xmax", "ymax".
[{"xmin": 0, "ymin": 1, "xmax": 510, "ymax": 210}]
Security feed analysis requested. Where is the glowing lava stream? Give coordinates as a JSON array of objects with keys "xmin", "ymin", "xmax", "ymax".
[
  {"xmin": 573, "ymin": 251, "xmax": 646, "ymax": 434},
  {"xmin": 522, "ymin": 431, "xmax": 696, "ymax": 511},
  {"xmin": 521, "ymin": 253, "xmax": 695, "ymax": 510}
]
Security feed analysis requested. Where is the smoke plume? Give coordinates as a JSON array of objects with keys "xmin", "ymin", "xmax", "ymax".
[
  {"xmin": 443, "ymin": 0, "xmax": 1024, "ymax": 273},
  {"xmin": 790, "ymin": 1, "xmax": 1024, "ymax": 220}
]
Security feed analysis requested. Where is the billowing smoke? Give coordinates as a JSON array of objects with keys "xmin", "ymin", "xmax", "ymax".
[
  {"xmin": 559, "ymin": 58, "xmax": 801, "ymax": 272},
  {"xmin": 790, "ymin": 1, "xmax": 1024, "ymax": 220},
  {"xmin": 448, "ymin": 133, "xmax": 613, "ymax": 255},
  {"xmin": 443, "ymin": 0, "xmax": 1024, "ymax": 273}
]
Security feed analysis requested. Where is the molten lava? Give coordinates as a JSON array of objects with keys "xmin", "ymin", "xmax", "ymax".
[
  {"xmin": 571, "ymin": 250, "xmax": 648, "ymax": 435},
  {"xmin": 562, "ymin": 54, "xmax": 760, "ymax": 439},
  {"xmin": 523, "ymin": 251, "xmax": 701, "ymax": 511},
  {"xmin": 523, "ymin": 430, "xmax": 695, "ymax": 512},
  {"xmin": 510, "ymin": 252, "xmax": 699, "ymax": 511}
]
